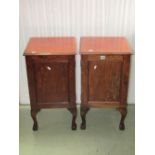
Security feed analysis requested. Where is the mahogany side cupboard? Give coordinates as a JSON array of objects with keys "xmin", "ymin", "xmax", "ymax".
[
  {"xmin": 24, "ymin": 37, "xmax": 132, "ymax": 131},
  {"xmin": 80, "ymin": 37, "xmax": 132, "ymax": 130},
  {"xmin": 24, "ymin": 37, "xmax": 77, "ymax": 130}
]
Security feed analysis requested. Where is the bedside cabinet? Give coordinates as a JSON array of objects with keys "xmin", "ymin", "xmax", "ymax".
[
  {"xmin": 80, "ymin": 37, "xmax": 132, "ymax": 130},
  {"xmin": 24, "ymin": 37, "xmax": 77, "ymax": 131}
]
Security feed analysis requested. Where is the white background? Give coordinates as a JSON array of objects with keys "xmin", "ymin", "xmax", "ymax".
[{"xmin": 19, "ymin": 0, "xmax": 135, "ymax": 104}]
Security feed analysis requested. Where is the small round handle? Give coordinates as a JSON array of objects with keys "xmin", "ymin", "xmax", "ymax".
[
  {"xmin": 46, "ymin": 66, "xmax": 51, "ymax": 70},
  {"xmin": 94, "ymin": 65, "xmax": 97, "ymax": 70}
]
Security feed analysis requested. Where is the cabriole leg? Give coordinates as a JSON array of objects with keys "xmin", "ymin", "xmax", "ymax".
[
  {"xmin": 118, "ymin": 108, "xmax": 127, "ymax": 130},
  {"xmin": 30, "ymin": 109, "xmax": 39, "ymax": 131},
  {"xmin": 68, "ymin": 108, "xmax": 77, "ymax": 130},
  {"xmin": 80, "ymin": 107, "xmax": 89, "ymax": 130}
]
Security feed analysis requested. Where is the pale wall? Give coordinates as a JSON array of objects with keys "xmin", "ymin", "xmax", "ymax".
[{"xmin": 19, "ymin": 0, "xmax": 135, "ymax": 104}]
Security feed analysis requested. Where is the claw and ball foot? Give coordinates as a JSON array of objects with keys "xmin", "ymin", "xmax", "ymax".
[
  {"xmin": 31, "ymin": 109, "xmax": 40, "ymax": 131},
  {"xmin": 118, "ymin": 108, "xmax": 127, "ymax": 130},
  {"xmin": 68, "ymin": 108, "xmax": 77, "ymax": 130},
  {"xmin": 80, "ymin": 107, "xmax": 89, "ymax": 130}
]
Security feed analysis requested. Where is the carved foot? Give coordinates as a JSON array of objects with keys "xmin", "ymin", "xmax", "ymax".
[
  {"xmin": 31, "ymin": 109, "xmax": 39, "ymax": 131},
  {"xmin": 119, "ymin": 122, "xmax": 125, "ymax": 130},
  {"xmin": 68, "ymin": 108, "xmax": 77, "ymax": 130},
  {"xmin": 118, "ymin": 108, "xmax": 127, "ymax": 130},
  {"xmin": 80, "ymin": 107, "xmax": 89, "ymax": 130},
  {"xmin": 72, "ymin": 120, "xmax": 77, "ymax": 130},
  {"xmin": 33, "ymin": 122, "xmax": 38, "ymax": 131},
  {"xmin": 81, "ymin": 119, "xmax": 86, "ymax": 130}
]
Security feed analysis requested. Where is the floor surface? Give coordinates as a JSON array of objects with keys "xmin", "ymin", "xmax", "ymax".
[{"xmin": 19, "ymin": 105, "xmax": 135, "ymax": 155}]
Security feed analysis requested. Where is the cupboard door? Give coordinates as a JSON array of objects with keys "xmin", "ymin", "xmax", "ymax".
[
  {"xmin": 88, "ymin": 55, "xmax": 123, "ymax": 103},
  {"xmin": 33, "ymin": 56, "xmax": 69, "ymax": 104}
]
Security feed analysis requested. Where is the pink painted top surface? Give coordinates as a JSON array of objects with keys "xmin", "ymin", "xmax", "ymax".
[
  {"xmin": 24, "ymin": 37, "xmax": 76, "ymax": 55},
  {"xmin": 80, "ymin": 37, "xmax": 132, "ymax": 54}
]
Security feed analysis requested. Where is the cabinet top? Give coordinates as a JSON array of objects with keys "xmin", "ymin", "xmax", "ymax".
[
  {"xmin": 80, "ymin": 37, "xmax": 132, "ymax": 54},
  {"xmin": 24, "ymin": 37, "xmax": 76, "ymax": 55}
]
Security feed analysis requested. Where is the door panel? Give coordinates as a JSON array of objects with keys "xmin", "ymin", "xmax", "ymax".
[
  {"xmin": 88, "ymin": 57, "xmax": 122, "ymax": 102},
  {"xmin": 34, "ymin": 61, "xmax": 69, "ymax": 104}
]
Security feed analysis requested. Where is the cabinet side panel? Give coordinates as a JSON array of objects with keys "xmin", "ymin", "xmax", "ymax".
[
  {"xmin": 25, "ymin": 56, "xmax": 37, "ymax": 108},
  {"xmin": 68, "ymin": 55, "xmax": 76, "ymax": 107},
  {"xmin": 120, "ymin": 55, "xmax": 131, "ymax": 105},
  {"xmin": 81, "ymin": 55, "xmax": 88, "ymax": 107}
]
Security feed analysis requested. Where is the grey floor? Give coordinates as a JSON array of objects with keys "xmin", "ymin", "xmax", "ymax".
[{"xmin": 19, "ymin": 105, "xmax": 135, "ymax": 155}]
